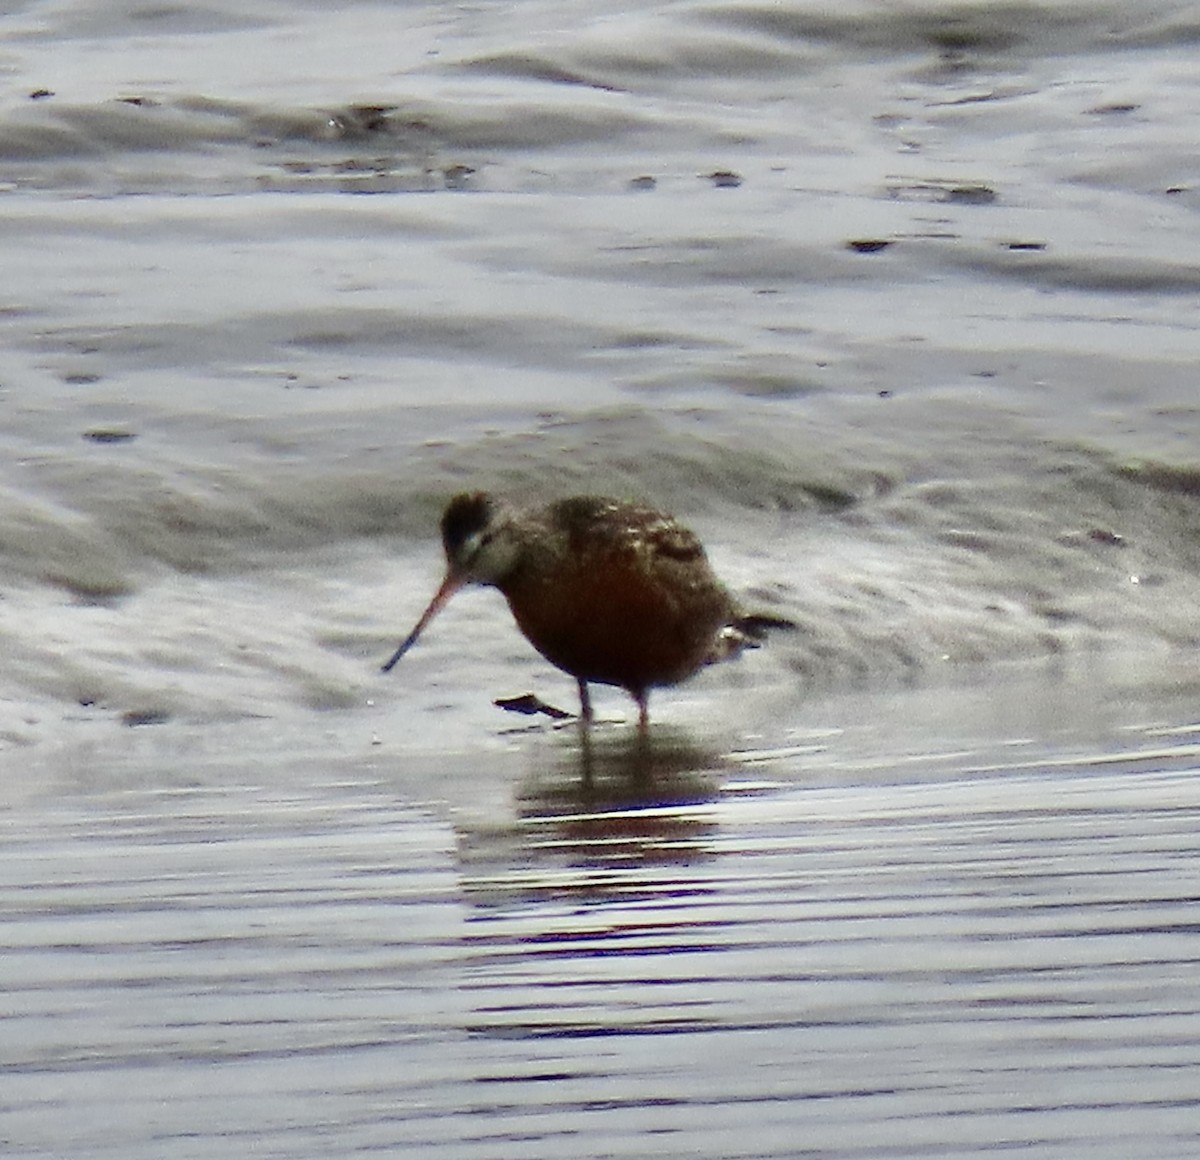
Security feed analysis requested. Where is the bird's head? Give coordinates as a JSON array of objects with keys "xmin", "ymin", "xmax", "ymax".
[{"xmin": 381, "ymin": 491, "xmax": 520, "ymax": 673}]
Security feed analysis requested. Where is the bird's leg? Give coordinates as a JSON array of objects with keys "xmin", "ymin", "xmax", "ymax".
[
  {"xmin": 576, "ymin": 678, "xmax": 593, "ymax": 725},
  {"xmin": 633, "ymin": 688, "xmax": 649, "ymax": 734},
  {"xmin": 578, "ymin": 715, "xmax": 595, "ymax": 785}
]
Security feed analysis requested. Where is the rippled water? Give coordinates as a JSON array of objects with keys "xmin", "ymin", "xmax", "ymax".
[
  {"xmin": 4, "ymin": 682, "xmax": 1200, "ymax": 1159},
  {"xmin": 2, "ymin": 0, "xmax": 1200, "ymax": 1155}
]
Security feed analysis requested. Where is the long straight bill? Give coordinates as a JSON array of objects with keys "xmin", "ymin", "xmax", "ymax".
[{"xmin": 381, "ymin": 571, "xmax": 465, "ymax": 672}]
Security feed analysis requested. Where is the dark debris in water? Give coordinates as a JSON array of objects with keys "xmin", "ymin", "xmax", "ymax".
[
  {"xmin": 495, "ymin": 693, "xmax": 572, "ymax": 720},
  {"xmin": 1086, "ymin": 103, "xmax": 1140, "ymax": 116},
  {"xmin": 847, "ymin": 239, "xmax": 893, "ymax": 254},
  {"xmin": 121, "ymin": 708, "xmax": 172, "ymax": 728},
  {"xmin": 944, "ymin": 183, "xmax": 998, "ymax": 205},
  {"xmin": 83, "ymin": 429, "xmax": 137, "ymax": 444},
  {"xmin": 704, "ymin": 170, "xmax": 743, "ymax": 188}
]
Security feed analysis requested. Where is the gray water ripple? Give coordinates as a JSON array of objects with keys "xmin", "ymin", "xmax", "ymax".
[{"xmin": 2, "ymin": 739, "xmax": 1199, "ymax": 1158}]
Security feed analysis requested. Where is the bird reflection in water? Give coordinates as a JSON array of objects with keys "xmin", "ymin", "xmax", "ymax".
[{"xmin": 457, "ymin": 730, "xmax": 729, "ymax": 910}]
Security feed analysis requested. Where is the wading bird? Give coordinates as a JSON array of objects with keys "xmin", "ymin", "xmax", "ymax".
[{"xmin": 383, "ymin": 492, "xmax": 792, "ymax": 728}]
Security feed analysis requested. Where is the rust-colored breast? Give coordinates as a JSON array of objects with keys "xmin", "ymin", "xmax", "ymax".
[{"xmin": 498, "ymin": 500, "xmax": 734, "ymax": 692}]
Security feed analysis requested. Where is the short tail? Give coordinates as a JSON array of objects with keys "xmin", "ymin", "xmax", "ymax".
[
  {"xmin": 732, "ymin": 613, "xmax": 797, "ymax": 642},
  {"xmin": 707, "ymin": 612, "xmax": 796, "ymax": 664}
]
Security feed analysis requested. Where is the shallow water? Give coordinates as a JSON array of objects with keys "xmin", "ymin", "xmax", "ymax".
[
  {"xmin": 4, "ymin": 673, "xmax": 1200, "ymax": 1159},
  {"xmin": 2, "ymin": 0, "xmax": 1200, "ymax": 1155}
]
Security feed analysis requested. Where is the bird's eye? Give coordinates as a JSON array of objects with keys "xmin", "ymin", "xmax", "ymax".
[{"xmin": 462, "ymin": 529, "xmax": 493, "ymax": 561}]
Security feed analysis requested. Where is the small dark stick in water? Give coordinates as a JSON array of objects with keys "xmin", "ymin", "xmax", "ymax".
[{"xmin": 382, "ymin": 492, "xmax": 793, "ymax": 729}]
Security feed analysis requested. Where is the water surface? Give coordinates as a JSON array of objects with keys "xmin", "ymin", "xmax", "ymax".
[{"xmin": 1, "ymin": 1, "xmax": 1199, "ymax": 1155}]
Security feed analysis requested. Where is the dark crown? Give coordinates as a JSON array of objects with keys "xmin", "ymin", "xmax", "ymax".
[{"xmin": 441, "ymin": 491, "xmax": 494, "ymax": 557}]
